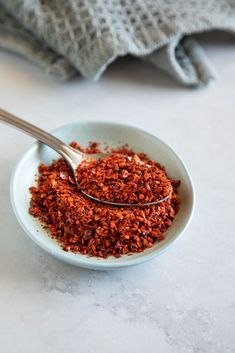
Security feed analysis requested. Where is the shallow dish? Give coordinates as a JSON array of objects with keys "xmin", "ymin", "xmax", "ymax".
[{"xmin": 10, "ymin": 121, "xmax": 195, "ymax": 270}]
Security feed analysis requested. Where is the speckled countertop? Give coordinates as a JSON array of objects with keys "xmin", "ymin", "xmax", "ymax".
[{"xmin": 0, "ymin": 33, "xmax": 234, "ymax": 353}]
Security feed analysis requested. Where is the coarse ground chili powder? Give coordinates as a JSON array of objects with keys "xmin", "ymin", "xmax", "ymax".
[
  {"xmin": 77, "ymin": 152, "xmax": 173, "ymax": 205},
  {"xmin": 29, "ymin": 142, "xmax": 180, "ymax": 258}
]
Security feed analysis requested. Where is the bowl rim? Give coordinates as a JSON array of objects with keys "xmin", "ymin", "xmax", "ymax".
[{"xmin": 10, "ymin": 120, "xmax": 195, "ymax": 269}]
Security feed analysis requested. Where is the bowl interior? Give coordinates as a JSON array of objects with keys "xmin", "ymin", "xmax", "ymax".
[{"xmin": 11, "ymin": 122, "xmax": 194, "ymax": 269}]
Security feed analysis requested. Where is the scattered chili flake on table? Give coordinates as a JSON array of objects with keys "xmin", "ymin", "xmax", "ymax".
[{"xmin": 29, "ymin": 142, "xmax": 180, "ymax": 258}]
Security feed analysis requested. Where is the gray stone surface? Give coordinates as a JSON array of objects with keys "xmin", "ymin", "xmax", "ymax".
[{"xmin": 0, "ymin": 36, "xmax": 234, "ymax": 352}]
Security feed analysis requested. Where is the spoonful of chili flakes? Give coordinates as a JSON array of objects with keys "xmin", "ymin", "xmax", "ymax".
[
  {"xmin": 76, "ymin": 152, "xmax": 172, "ymax": 206},
  {"xmin": 0, "ymin": 108, "xmax": 172, "ymax": 207}
]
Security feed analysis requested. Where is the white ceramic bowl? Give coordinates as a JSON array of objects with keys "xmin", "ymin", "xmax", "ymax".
[{"xmin": 10, "ymin": 121, "xmax": 195, "ymax": 270}]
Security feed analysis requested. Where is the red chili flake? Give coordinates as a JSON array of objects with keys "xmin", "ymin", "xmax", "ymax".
[
  {"xmin": 29, "ymin": 142, "xmax": 180, "ymax": 258},
  {"xmin": 77, "ymin": 153, "xmax": 174, "ymax": 205}
]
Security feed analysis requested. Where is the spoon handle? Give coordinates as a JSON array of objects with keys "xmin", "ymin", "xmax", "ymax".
[{"xmin": 0, "ymin": 108, "xmax": 79, "ymax": 160}]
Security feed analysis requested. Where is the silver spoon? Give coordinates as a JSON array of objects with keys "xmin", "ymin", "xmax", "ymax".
[{"xmin": 0, "ymin": 108, "xmax": 171, "ymax": 207}]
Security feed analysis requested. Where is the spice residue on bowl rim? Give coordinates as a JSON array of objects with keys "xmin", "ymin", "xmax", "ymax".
[{"xmin": 29, "ymin": 141, "xmax": 180, "ymax": 258}]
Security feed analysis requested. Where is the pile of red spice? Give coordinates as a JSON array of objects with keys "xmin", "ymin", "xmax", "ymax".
[
  {"xmin": 29, "ymin": 142, "xmax": 180, "ymax": 258},
  {"xmin": 77, "ymin": 153, "xmax": 173, "ymax": 204}
]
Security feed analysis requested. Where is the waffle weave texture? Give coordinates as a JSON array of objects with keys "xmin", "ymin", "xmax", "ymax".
[{"xmin": 1, "ymin": 0, "xmax": 235, "ymax": 85}]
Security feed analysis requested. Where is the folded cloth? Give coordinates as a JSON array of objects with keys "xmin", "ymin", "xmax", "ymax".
[{"xmin": 0, "ymin": 0, "xmax": 235, "ymax": 86}]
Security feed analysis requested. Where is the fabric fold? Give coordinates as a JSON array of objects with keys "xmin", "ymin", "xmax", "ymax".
[
  {"xmin": 144, "ymin": 36, "xmax": 216, "ymax": 85},
  {"xmin": 0, "ymin": 0, "xmax": 234, "ymax": 86}
]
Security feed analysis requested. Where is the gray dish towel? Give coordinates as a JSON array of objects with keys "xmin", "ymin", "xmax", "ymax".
[{"xmin": 0, "ymin": 0, "xmax": 235, "ymax": 86}]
